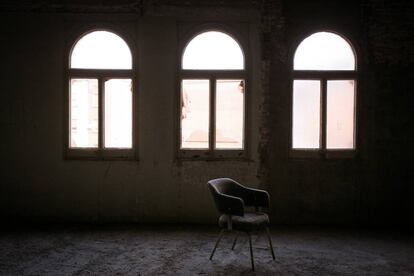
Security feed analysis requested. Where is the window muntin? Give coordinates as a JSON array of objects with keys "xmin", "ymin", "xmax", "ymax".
[
  {"xmin": 292, "ymin": 31, "xmax": 357, "ymax": 155},
  {"xmin": 179, "ymin": 30, "xmax": 246, "ymax": 158},
  {"xmin": 67, "ymin": 30, "xmax": 134, "ymax": 158},
  {"xmin": 294, "ymin": 32, "xmax": 355, "ymax": 71},
  {"xmin": 70, "ymin": 31, "xmax": 132, "ymax": 69},
  {"xmin": 182, "ymin": 31, "xmax": 244, "ymax": 70}
]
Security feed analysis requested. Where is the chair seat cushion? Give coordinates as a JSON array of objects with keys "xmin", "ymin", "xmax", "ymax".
[{"xmin": 219, "ymin": 212, "xmax": 269, "ymax": 232}]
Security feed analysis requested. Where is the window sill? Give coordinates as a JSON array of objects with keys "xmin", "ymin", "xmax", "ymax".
[
  {"xmin": 289, "ymin": 149, "xmax": 356, "ymax": 159},
  {"xmin": 65, "ymin": 148, "xmax": 136, "ymax": 160},
  {"xmin": 177, "ymin": 149, "xmax": 248, "ymax": 161}
]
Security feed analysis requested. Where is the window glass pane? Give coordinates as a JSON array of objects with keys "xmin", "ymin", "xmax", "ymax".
[
  {"xmin": 182, "ymin": 31, "xmax": 244, "ymax": 70},
  {"xmin": 215, "ymin": 80, "xmax": 244, "ymax": 149},
  {"xmin": 292, "ymin": 80, "xmax": 321, "ymax": 149},
  {"xmin": 181, "ymin": 80, "xmax": 209, "ymax": 149},
  {"xmin": 71, "ymin": 31, "xmax": 132, "ymax": 69},
  {"xmin": 327, "ymin": 80, "xmax": 355, "ymax": 149},
  {"xmin": 294, "ymin": 32, "xmax": 355, "ymax": 70},
  {"xmin": 104, "ymin": 79, "xmax": 132, "ymax": 148},
  {"xmin": 70, "ymin": 79, "xmax": 98, "ymax": 148}
]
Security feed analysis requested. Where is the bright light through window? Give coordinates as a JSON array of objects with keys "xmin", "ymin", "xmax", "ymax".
[
  {"xmin": 180, "ymin": 30, "xmax": 246, "ymax": 156},
  {"xmin": 71, "ymin": 31, "xmax": 132, "ymax": 69},
  {"xmin": 292, "ymin": 80, "xmax": 321, "ymax": 149},
  {"xmin": 216, "ymin": 80, "xmax": 244, "ymax": 149},
  {"xmin": 104, "ymin": 79, "xmax": 132, "ymax": 148},
  {"xmin": 294, "ymin": 32, "xmax": 355, "ymax": 70},
  {"xmin": 70, "ymin": 79, "xmax": 99, "ymax": 148},
  {"xmin": 292, "ymin": 31, "xmax": 357, "ymax": 154},
  {"xmin": 327, "ymin": 80, "xmax": 355, "ymax": 149},
  {"xmin": 181, "ymin": 79, "xmax": 209, "ymax": 149},
  {"xmin": 68, "ymin": 30, "xmax": 134, "ymax": 156},
  {"xmin": 182, "ymin": 31, "xmax": 244, "ymax": 70}
]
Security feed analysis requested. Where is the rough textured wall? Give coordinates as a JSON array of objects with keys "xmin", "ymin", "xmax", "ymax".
[
  {"xmin": 360, "ymin": 0, "xmax": 414, "ymax": 224},
  {"xmin": 258, "ymin": 0, "xmax": 414, "ymax": 225},
  {"xmin": 0, "ymin": 0, "xmax": 413, "ymax": 225},
  {"xmin": 0, "ymin": 5, "xmax": 262, "ymax": 224}
]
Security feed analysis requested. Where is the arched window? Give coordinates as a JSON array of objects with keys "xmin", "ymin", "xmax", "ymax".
[
  {"xmin": 71, "ymin": 31, "xmax": 132, "ymax": 69},
  {"xmin": 179, "ymin": 30, "xmax": 246, "ymax": 158},
  {"xmin": 292, "ymin": 32, "xmax": 357, "ymax": 156},
  {"xmin": 182, "ymin": 31, "xmax": 244, "ymax": 70},
  {"xmin": 67, "ymin": 30, "xmax": 134, "ymax": 158}
]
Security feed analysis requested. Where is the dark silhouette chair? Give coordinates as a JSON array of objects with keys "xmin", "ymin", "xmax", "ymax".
[{"xmin": 207, "ymin": 178, "xmax": 275, "ymax": 271}]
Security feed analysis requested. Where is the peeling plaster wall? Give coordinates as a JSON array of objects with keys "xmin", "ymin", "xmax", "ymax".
[
  {"xmin": 0, "ymin": 7, "xmax": 262, "ymax": 224},
  {"xmin": 260, "ymin": 0, "xmax": 414, "ymax": 225},
  {"xmin": 0, "ymin": 0, "xmax": 413, "ymax": 225}
]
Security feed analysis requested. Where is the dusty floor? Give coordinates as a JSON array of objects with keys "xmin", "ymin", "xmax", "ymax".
[{"xmin": 0, "ymin": 225, "xmax": 413, "ymax": 275}]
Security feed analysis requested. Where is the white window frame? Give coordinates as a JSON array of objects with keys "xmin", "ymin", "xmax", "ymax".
[
  {"xmin": 177, "ymin": 27, "xmax": 248, "ymax": 160},
  {"xmin": 290, "ymin": 31, "xmax": 358, "ymax": 159},
  {"xmin": 65, "ymin": 29, "xmax": 136, "ymax": 160}
]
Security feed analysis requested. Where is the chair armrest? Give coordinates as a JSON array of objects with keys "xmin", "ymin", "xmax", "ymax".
[
  {"xmin": 240, "ymin": 187, "xmax": 270, "ymax": 208},
  {"xmin": 213, "ymin": 193, "xmax": 245, "ymax": 216}
]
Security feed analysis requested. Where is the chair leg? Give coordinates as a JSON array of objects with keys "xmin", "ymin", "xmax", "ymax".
[
  {"xmin": 247, "ymin": 232, "xmax": 255, "ymax": 271},
  {"xmin": 210, "ymin": 229, "xmax": 224, "ymax": 260},
  {"xmin": 231, "ymin": 233, "xmax": 238, "ymax": 250},
  {"xmin": 266, "ymin": 227, "xmax": 275, "ymax": 260}
]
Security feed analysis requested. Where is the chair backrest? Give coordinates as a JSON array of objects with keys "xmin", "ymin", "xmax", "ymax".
[
  {"xmin": 208, "ymin": 178, "xmax": 244, "ymax": 197},
  {"xmin": 207, "ymin": 178, "xmax": 245, "ymax": 216},
  {"xmin": 208, "ymin": 178, "xmax": 270, "ymax": 215}
]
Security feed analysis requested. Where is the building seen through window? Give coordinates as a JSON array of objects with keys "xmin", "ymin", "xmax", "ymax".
[
  {"xmin": 180, "ymin": 31, "xmax": 246, "ymax": 154},
  {"xmin": 68, "ymin": 30, "xmax": 133, "ymax": 155}
]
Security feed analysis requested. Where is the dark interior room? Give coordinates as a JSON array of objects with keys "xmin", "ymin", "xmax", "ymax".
[{"xmin": 0, "ymin": 0, "xmax": 413, "ymax": 274}]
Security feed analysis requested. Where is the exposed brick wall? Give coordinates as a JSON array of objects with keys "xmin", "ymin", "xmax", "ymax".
[
  {"xmin": 151, "ymin": 0, "xmax": 260, "ymax": 8},
  {"xmin": 0, "ymin": 0, "xmax": 144, "ymax": 13},
  {"xmin": 0, "ymin": 0, "xmax": 413, "ymax": 224},
  {"xmin": 361, "ymin": 0, "xmax": 414, "ymax": 224},
  {"xmin": 258, "ymin": 0, "xmax": 414, "ymax": 224},
  {"xmin": 257, "ymin": 0, "xmax": 286, "ymax": 188},
  {"xmin": 362, "ymin": 0, "xmax": 414, "ymax": 64}
]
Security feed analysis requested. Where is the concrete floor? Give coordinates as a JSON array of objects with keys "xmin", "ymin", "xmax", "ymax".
[{"xmin": 0, "ymin": 225, "xmax": 413, "ymax": 275}]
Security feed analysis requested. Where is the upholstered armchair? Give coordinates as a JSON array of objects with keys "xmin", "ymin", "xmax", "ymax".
[{"xmin": 207, "ymin": 178, "xmax": 275, "ymax": 271}]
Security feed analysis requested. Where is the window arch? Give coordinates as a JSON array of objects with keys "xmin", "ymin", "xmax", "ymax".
[
  {"xmin": 70, "ymin": 31, "xmax": 132, "ymax": 69},
  {"xmin": 179, "ymin": 30, "xmax": 246, "ymax": 159},
  {"xmin": 291, "ymin": 31, "xmax": 357, "ymax": 157},
  {"xmin": 67, "ymin": 30, "xmax": 134, "ymax": 158},
  {"xmin": 294, "ymin": 32, "xmax": 355, "ymax": 70},
  {"xmin": 182, "ymin": 31, "xmax": 244, "ymax": 70}
]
